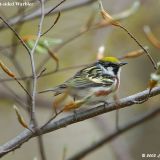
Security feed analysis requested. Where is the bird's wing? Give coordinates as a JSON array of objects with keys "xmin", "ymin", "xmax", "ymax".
[{"xmin": 64, "ymin": 63, "xmax": 115, "ymax": 89}]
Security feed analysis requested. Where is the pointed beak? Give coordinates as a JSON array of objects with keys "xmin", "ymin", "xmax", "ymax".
[{"xmin": 119, "ymin": 62, "xmax": 128, "ymax": 67}]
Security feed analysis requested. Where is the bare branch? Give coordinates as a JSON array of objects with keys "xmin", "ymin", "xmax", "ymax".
[
  {"xmin": 0, "ymin": 86, "xmax": 160, "ymax": 158},
  {"xmin": 27, "ymin": 0, "xmax": 46, "ymax": 160},
  {"xmin": 46, "ymin": 0, "xmax": 66, "ymax": 15},
  {"xmin": 29, "ymin": 0, "xmax": 44, "ymax": 125}
]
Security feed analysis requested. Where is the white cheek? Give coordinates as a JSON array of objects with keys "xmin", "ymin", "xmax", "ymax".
[{"xmin": 107, "ymin": 67, "xmax": 114, "ymax": 76}]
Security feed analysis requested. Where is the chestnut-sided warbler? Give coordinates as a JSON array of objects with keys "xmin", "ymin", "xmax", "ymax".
[{"xmin": 39, "ymin": 57, "xmax": 127, "ymax": 108}]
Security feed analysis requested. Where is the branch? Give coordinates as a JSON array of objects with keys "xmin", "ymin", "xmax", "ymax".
[
  {"xmin": 29, "ymin": 0, "xmax": 44, "ymax": 125},
  {"xmin": 0, "ymin": 86, "xmax": 160, "ymax": 158},
  {"xmin": 67, "ymin": 105, "xmax": 160, "ymax": 160},
  {"xmin": 42, "ymin": 86, "xmax": 160, "ymax": 133},
  {"xmin": 28, "ymin": 0, "xmax": 47, "ymax": 160}
]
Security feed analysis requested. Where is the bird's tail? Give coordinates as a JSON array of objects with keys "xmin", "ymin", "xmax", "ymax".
[{"xmin": 38, "ymin": 84, "xmax": 66, "ymax": 95}]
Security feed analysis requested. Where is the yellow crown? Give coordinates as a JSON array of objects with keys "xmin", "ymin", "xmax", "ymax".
[{"xmin": 100, "ymin": 56, "xmax": 120, "ymax": 63}]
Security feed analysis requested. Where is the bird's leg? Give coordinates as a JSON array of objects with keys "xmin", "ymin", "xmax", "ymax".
[
  {"xmin": 133, "ymin": 89, "xmax": 152, "ymax": 104},
  {"xmin": 133, "ymin": 99, "xmax": 147, "ymax": 104},
  {"xmin": 94, "ymin": 90, "xmax": 111, "ymax": 107},
  {"xmin": 53, "ymin": 107, "xmax": 58, "ymax": 117},
  {"xmin": 133, "ymin": 88, "xmax": 152, "ymax": 104},
  {"xmin": 45, "ymin": 92, "xmax": 69, "ymax": 126},
  {"xmin": 52, "ymin": 91, "xmax": 69, "ymax": 113},
  {"xmin": 73, "ymin": 109, "xmax": 79, "ymax": 121},
  {"xmin": 70, "ymin": 96, "xmax": 78, "ymax": 121},
  {"xmin": 73, "ymin": 97, "xmax": 79, "ymax": 120}
]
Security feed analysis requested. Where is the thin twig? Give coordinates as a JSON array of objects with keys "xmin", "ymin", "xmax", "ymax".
[
  {"xmin": 14, "ymin": 77, "xmax": 32, "ymax": 99},
  {"xmin": 41, "ymin": 11, "xmax": 61, "ymax": 37},
  {"xmin": 37, "ymin": 68, "xmax": 46, "ymax": 79},
  {"xmin": 41, "ymin": 109, "xmax": 64, "ymax": 128},
  {"xmin": 29, "ymin": 0, "xmax": 44, "ymax": 125},
  {"xmin": 0, "ymin": 60, "xmax": 32, "ymax": 98},
  {"xmin": 28, "ymin": 0, "xmax": 46, "ymax": 160},
  {"xmin": 46, "ymin": 0, "xmax": 67, "ymax": 15},
  {"xmin": 116, "ymin": 24, "xmax": 157, "ymax": 70},
  {"xmin": 0, "ymin": 17, "xmax": 31, "ymax": 55},
  {"xmin": 11, "ymin": 3, "xmax": 26, "ymax": 59},
  {"xmin": 0, "ymin": 77, "xmax": 29, "ymax": 110}
]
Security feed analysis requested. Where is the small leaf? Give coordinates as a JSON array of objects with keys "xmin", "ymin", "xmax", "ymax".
[
  {"xmin": 113, "ymin": 1, "xmax": 140, "ymax": 20},
  {"xmin": 149, "ymin": 79, "xmax": 158, "ymax": 89},
  {"xmin": 26, "ymin": 40, "xmax": 48, "ymax": 54},
  {"xmin": 13, "ymin": 105, "xmax": 31, "ymax": 131},
  {"xmin": 144, "ymin": 25, "xmax": 160, "ymax": 49},
  {"xmin": 0, "ymin": 60, "xmax": 15, "ymax": 77},
  {"xmin": 98, "ymin": 0, "xmax": 119, "ymax": 26},
  {"xmin": 119, "ymin": 46, "xmax": 149, "ymax": 60},
  {"xmin": 24, "ymin": 35, "xmax": 62, "ymax": 54},
  {"xmin": 149, "ymin": 61, "xmax": 160, "ymax": 89},
  {"xmin": 38, "ymin": 38, "xmax": 62, "ymax": 48}
]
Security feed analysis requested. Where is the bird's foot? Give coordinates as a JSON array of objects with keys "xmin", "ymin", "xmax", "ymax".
[
  {"xmin": 73, "ymin": 110, "xmax": 79, "ymax": 121},
  {"xmin": 133, "ymin": 98, "xmax": 148, "ymax": 104}
]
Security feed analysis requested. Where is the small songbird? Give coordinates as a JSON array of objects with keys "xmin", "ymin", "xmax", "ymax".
[{"xmin": 39, "ymin": 57, "xmax": 127, "ymax": 110}]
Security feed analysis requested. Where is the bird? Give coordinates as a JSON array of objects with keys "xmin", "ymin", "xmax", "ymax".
[{"xmin": 39, "ymin": 57, "xmax": 127, "ymax": 110}]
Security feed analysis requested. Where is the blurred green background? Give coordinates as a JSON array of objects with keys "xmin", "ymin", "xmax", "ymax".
[{"xmin": 0, "ymin": 0, "xmax": 160, "ymax": 160}]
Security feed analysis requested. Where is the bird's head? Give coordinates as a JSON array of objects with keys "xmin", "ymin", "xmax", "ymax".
[{"xmin": 98, "ymin": 56, "xmax": 127, "ymax": 76}]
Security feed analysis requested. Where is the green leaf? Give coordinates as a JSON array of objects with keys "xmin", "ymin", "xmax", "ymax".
[{"xmin": 26, "ymin": 38, "xmax": 62, "ymax": 54}]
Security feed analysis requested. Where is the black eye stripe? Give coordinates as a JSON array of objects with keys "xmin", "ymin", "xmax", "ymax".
[
  {"xmin": 98, "ymin": 61, "xmax": 120, "ymax": 74},
  {"xmin": 99, "ymin": 61, "xmax": 118, "ymax": 68}
]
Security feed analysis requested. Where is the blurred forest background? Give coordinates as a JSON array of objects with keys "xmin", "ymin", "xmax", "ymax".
[{"xmin": 0, "ymin": 0, "xmax": 160, "ymax": 160}]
